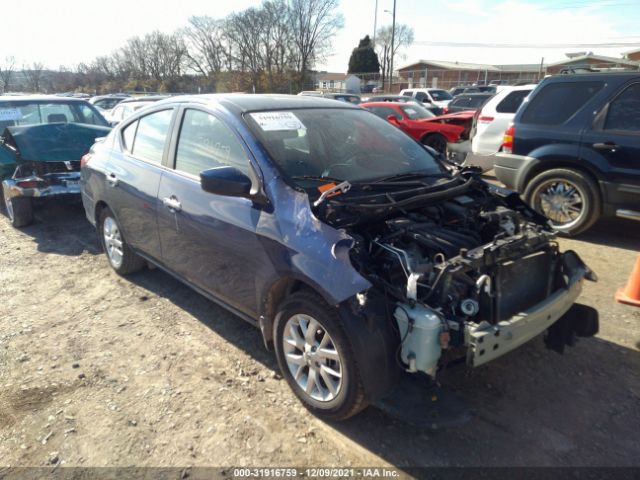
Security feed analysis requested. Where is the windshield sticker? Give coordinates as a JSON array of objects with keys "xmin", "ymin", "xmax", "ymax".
[
  {"xmin": 404, "ymin": 108, "xmax": 417, "ymax": 115},
  {"xmin": 0, "ymin": 108, "xmax": 22, "ymax": 121},
  {"xmin": 250, "ymin": 111, "xmax": 305, "ymax": 131}
]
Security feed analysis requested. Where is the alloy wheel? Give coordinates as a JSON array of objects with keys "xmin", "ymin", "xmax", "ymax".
[
  {"xmin": 103, "ymin": 216, "xmax": 124, "ymax": 268},
  {"xmin": 282, "ymin": 314, "xmax": 343, "ymax": 402},
  {"xmin": 532, "ymin": 179, "xmax": 585, "ymax": 228}
]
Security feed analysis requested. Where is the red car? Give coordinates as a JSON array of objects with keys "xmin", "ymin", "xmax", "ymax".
[{"xmin": 361, "ymin": 101, "xmax": 475, "ymax": 153}]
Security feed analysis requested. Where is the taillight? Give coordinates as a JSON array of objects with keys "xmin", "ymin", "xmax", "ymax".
[
  {"xmin": 478, "ymin": 116, "xmax": 494, "ymax": 122},
  {"xmin": 80, "ymin": 152, "xmax": 92, "ymax": 168},
  {"xmin": 16, "ymin": 180, "xmax": 40, "ymax": 188},
  {"xmin": 502, "ymin": 124, "xmax": 515, "ymax": 153}
]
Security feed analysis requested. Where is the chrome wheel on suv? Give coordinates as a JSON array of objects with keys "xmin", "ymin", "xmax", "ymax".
[
  {"xmin": 532, "ymin": 179, "xmax": 585, "ymax": 227},
  {"xmin": 282, "ymin": 314, "xmax": 343, "ymax": 402},
  {"xmin": 524, "ymin": 168, "xmax": 601, "ymax": 236}
]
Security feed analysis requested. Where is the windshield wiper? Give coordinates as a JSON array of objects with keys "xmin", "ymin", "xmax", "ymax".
[
  {"xmin": 291, "ymin": 175, "xmax": 345, "ymax": 183},
  {"xmin": 371, "ymin": 171, "xmax": 449, "ymax": 183}
]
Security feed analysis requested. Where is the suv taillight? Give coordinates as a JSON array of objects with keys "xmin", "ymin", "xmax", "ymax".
[
  {"xmin": 502, "ymin": 124, "xmax": 515, "ymax": 153},
  {"xmin": 80, "ymin": 152, "xmax": 92, "ymax": 168}
]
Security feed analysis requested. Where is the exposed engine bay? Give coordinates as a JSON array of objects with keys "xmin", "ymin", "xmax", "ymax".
[{"xmin": 313, "ymin": 171, "xmax": 598, "ymax": 376}]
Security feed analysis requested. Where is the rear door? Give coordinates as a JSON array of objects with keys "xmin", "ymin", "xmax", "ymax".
[
  {"xmin": 104, "ymin": 108, "xmax": 176, "ymax": 260},
  {"xmin": 156, "ymin": 107, "xmax": 265, "ymax": 316},
  {"xmin": 473, "ymin": 88, "xmax": 532, "ymax": 155},
  {"xmin": 581, "ymin": 81, "xmax": 640, "ymax": 206}
]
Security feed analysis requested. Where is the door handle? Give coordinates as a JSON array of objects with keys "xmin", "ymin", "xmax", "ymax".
[
  {"xmin": 106, "ymin": 173, "xmax": 118, "ymax": 187},
  {"xmin": 593, "ymin": 142, "xmax": 619, "ymax": 152},
  {"xmin": 162, "ymin": 196, "xmax": 182, "ymax": 212}
]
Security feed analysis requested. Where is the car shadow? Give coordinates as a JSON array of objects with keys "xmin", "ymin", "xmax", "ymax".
[
  {"xmin": 571, "ymin": 217, "xmax": 640, "ymax": 252},
  {"xmin": 126, "ymin": 266, "xmax": 640, "ymax": 467},
  {"xmin": 1, "ymin": 200, "xmax": 101, "ymax": 256}
]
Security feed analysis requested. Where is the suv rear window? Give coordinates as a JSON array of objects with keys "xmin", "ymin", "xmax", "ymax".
[
  {"xmin": 521, "ymin": 81, "xmax": 604, "ymax": 125},
  {"xmin": 496, "ymin": 90, "xmax": 531, "ymax": 113}
]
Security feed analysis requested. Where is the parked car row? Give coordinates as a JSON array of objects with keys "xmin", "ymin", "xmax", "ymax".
[{"xmin": 2, "ymin": 73, "xmax": 637, "ymax": 420}]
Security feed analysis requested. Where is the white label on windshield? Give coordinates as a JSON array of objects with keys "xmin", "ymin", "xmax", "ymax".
[
  {"xmin": 250, "ymin": 111, "xmax": 305, "ymax": 131},
  {"xmin": 404, "ymin": 108, "xmax": 417, "ymax": 115},
  {"xmin": 0, "ymin": 108, "xmax": 22, "ymax": 121}
]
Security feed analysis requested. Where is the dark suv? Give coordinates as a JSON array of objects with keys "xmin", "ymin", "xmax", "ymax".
[{"xmin": 494, "ymin": 72, "xmax": 640, "ymax": 235}]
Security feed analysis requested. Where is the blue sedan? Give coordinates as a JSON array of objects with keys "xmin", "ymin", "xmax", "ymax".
[{"xmin": 80, "ymin": 94, "xmax": 597, "ymax": 420}]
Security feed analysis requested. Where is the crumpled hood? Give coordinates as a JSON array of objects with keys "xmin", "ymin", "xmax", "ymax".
[{"xmin": 1, "ymin": 123, "xmax": 111, "ymax": 162}]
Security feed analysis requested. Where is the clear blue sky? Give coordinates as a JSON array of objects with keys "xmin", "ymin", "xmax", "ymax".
[{"xmin": 3, "ymin": 0, "xmax": 640, "ymax": 71}]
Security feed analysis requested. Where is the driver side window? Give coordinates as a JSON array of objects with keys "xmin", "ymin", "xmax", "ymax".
[{"xmin": 175, "ymin": 109, "xmax": 250, "ymax": 177}]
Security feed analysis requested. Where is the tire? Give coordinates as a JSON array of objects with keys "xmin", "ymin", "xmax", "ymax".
[
  {"xmin": 273, "ymin": 290, "xmax": 367, "ymax": 421},
  {"xmin": 98, "ymin": 207, "xmax": 146, "ymax": 275},
  {"xmin": 524, "ymin": 168, "xmax": 601, "ymax": 236},
  {"xmin": 422, "ymin": 134, "xmax": 448, "ymax": 155},
  {"xmin": 2, "ymin": 184, "xmax": 34, "ymax": 227}
]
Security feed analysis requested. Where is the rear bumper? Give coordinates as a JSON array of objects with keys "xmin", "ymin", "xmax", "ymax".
[
  {"xmin": 493, "ymin": 152, "xmax": 536, "ymax": 190},
  {"xmin": 465, "ymin": 251, "xmax": 594, "ymax": 367},
  {"xmin": 2, "ymin": 172, "xmax": 81, "ymax": 199}
]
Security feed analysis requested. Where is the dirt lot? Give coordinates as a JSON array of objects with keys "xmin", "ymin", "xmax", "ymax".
[{"xmin": 0, "ymin": 200, "xmax": 639, "ymax": 470}]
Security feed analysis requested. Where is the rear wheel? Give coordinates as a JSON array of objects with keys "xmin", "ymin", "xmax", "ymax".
[
  {"xmin": 524, "ymin": 168, "xmax": 601, "ymax": 236},
  {"xmin": 2, "ymin": 184, "xmax": 34, "ymax": 227},
  {"xmin": 422, "ymin": 134, "xmax": 448, "ymax": 155},
  {"xmin": 274, "ymin": 291, "xmax": 367, "ymax": 421},
  {"xmin": 98, "ymin": 207, "xmax": 146, "ymax": 275}
]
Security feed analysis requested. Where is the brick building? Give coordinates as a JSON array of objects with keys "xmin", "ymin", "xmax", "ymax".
[{"xmin": 545, "ymin": 53, "xmax": 639, "ymax": 74}]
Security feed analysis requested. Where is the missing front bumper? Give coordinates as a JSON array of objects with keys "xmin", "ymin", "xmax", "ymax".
[{"xmin": 465, "ymin": 251, "xmax": 596, "ymax": 367}]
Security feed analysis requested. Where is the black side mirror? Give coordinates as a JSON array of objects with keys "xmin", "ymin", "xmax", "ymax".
[{"xmin": 200, "ymin": 166, "xmax": 252, "ymax": 198}]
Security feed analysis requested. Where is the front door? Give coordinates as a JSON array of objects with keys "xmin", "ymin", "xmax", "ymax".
[
  {"xmin": 156, "ymin": 108, "xmax": 266, "ymax": 316},
  {"xmin": 581, "ymin": 81, "xmax": 640, "ymax": 203}
]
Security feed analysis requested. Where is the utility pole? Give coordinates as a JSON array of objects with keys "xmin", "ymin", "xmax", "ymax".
[
  {"xmin": 538, "ymin": 57, "xmax": 545, "ymax": 80},
  {"xmin": 389, "ymin": 0, "xmax": 396, "ymax": 92},
  {"xmin": 373, "ymin": 0, "xmax": 378, "ymax": 46}
]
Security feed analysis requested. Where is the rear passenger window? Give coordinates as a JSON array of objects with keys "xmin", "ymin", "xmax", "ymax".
[
  {"xmin": 604, "ymin": 83, "xmax": 640, "ymax": 132},
  {"xmin": 496, "ymin": 90, "xmax": 531, "ymax": 113},
  {"xmin": 122, "ymin": 121, "xmax": 137, "ymax": 151},
  {"xmin": 521, "ymin": 82, "xmax": 604, "ymax": 125},
  {"xmin": 175, "ymin": 109, "xmax": 249, "ymax": 177},
  {"xmin": 132, "ymin": 109, "xmax": 173, "ymax": 164}
]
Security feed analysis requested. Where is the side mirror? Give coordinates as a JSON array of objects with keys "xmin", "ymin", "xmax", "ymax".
[{"xmin": 200, "ymin": 166, "xmax": 252, "ymax": 198}]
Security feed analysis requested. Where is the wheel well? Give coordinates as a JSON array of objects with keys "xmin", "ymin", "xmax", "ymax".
[
  {"xmin": 94, "ymin": 201, "xmax": 108, "ymax": 224},
  {"xmin": 522, "ymin": 160, "xmax": 603, "ymax": 201},
  {"xmin": 261, "ymin": 278, "xmax": 320, "ymax": 350},
  {"xmin": 421, "ymin": 132, "xmax": 445, "ymax": 143}
]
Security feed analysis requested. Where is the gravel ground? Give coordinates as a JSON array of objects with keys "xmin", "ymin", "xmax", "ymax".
[{"xmin": 0, "ymin": 200, "xmax": 638, "ymax": 470}]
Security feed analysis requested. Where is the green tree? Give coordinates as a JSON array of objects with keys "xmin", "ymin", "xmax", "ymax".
[{"xmin": 348, "ymin": 35, "xmax": 380, "ymax": 74}]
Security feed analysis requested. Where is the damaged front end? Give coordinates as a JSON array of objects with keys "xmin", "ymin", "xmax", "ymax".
[{"xmin": 317, "ymin": 171, "xmax": 598, "ymax": 377}]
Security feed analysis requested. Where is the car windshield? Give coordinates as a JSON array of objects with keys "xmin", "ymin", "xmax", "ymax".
[
  {"xmin": 400, "ymin": 104, "xmax": 435, "ymax": 119},
  {"xmin": 245, "ymin": 108, "xmax": 445, "ymax": 184},
  {"xmin": 0, "ymin": 100, "xmax": 109, "ymax": 128},
  {"xmin": 429, "ymin": 90, "xmax": 453, "ymax": 101}
]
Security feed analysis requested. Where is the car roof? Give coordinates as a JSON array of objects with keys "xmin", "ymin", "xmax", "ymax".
[
  {"xmin": 119, "ymin": 95, "xmax": 170, "ymax": 104},
  {"xmin": 0, "ymin": 95, "xmax": 89, "ymax": 103},
  {"xmin": 156, "ymin": 94, "xmax": 362, "ymax": 114},
  {"xmin": 545, "ymin": 71, "xmax": 640, "ymax": 83},
  {"xmin": 360, "ymin": 101, "xmax": 404, "ymax": 107}
]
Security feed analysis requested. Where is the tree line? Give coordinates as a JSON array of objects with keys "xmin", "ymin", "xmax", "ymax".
[{"xmin": 0, "ymin": 0, "xmax": 344, "ymax": 95}]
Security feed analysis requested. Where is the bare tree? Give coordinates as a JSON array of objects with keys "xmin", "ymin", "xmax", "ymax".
[
  {"xmin": 23, "ymin": 62, "xmax": 45, "ymax": 92},
  {"xmin": 0, "ymin": 56, "xmax": 17, "ymax": 93},
  {"xmin": 376, "ymin": 24, "xmax": 414, "ymax": 88},
  {"xmin": 182, "ymin": 16, "xmax": 232, "ymax": 76},
  {"xmin": 289, "ymin": 0, "xmax": 343, "ymax": 77}
]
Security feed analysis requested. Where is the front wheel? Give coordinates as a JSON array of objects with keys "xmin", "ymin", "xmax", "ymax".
[
  {"xmin": 524, "ymin": 168, "xmax": 601, "ymax": 236},
  {"xmin": 422, "ymin": 134, "xmax": 448, "ymax": 155},
  {"xmin": 274, "ymin": 291, "xmax": 367, "ymax": 421}
]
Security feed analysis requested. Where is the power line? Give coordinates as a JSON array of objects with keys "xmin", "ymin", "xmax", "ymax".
[{"xmin": 412, "ymin": 41, "xmax": 640, "ymax": 49}]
